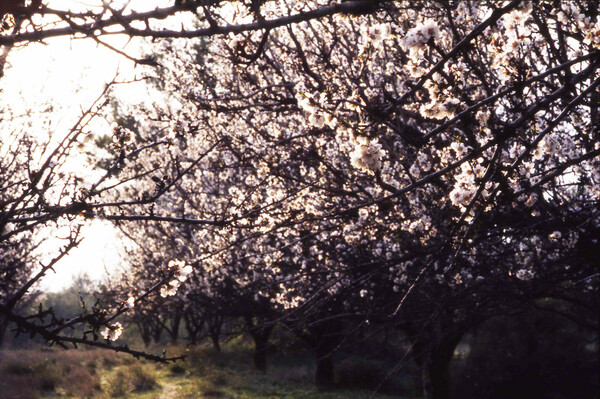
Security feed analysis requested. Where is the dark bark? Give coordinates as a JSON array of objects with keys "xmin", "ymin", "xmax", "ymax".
[
  {"xmin": 253, "ymin": 335, "xmax": 268, "ymax": 372},
  {"xmin": 315, "ymin": 345, "xmax": 335, "ymax": 389},
  {"xmin": 136, "ymin": 322, "xmax": 152, "ymax": 347},
  {"xmin": 415, "ymin": 331, "xmax": 464, "ymax": 399},
  {"xmin": 310, "ymin": 321, "xmax": 343, "ymax": 390},
  {"xmin": 421, "ymin": 350, "xmax": 453, "ymax": 399},
  {"xmin": 207, "ymin": 315, "xmax": 223, "ymax": 352},
  {"xmin": 183, "ymin": 312, "xmax": 204, "ymax": 345},
  {"xmin": 248, "ymin": 322, "xmax": 274, "ymax": 372},
  {"xmin": 152, "ymin": 322, "xmax": 163, "ymax": 343},
  {"xmin": 210, "ymin": 332, "xmax": 221, "ymax": 352},
  {"xmin": 0, "ymin": 315, "xmax": 8, "ymax": 348},
  {"xmin": 169, "ymin": 311, "xmax": 182, "ymax": 344}
]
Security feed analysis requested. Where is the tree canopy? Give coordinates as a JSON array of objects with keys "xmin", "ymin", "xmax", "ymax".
[{"xmin": 1, "ymin": 1, "xmax": 599, "ymax": 398}]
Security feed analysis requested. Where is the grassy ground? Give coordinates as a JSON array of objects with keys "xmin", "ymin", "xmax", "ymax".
[{"xmin": 0, "ymin": 343, "xmax": 411, "ymax": 399}]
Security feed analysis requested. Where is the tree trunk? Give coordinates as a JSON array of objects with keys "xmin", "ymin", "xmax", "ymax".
[
  {"xmin": 183, "ymin": 313, "xmax": 203, "ymax": 345},
  {"xmin": 249, "ymin": 325, "xmax": 273, "ymax": 372},
  {"xmin": 313, "ymin": 327, "xmax": 341, "ymax": 390},
  {"xmin": 253, "ymin": 333, "xmax": 268, "ymax": 372},
  {"xmin": 0, "ymin": 315, "xmax": 8, "ymax": 348},
  {"xmin": 421, "ymin": 355, "xmax": 453, "ymax": 399},
  {"xmin": 208, "ymin": 315, "xmax": 223, "ymax": 352},
  {"xmin": 137, "ymin": 322, "xmax": 152, "ymax": 347},
  {"xmin": 315, "ymin": 346, "xmax": 335, "ymax": 389},
  {"xmin": 210, "ymin": 331, "xmax": 221, "ymax": 352},
  {"xmin": 152, "ymin": 322, "xmax": 163, "ymax": 344},
  {"xmin": 298, "ymin": 320, "xmax": 343, "ymax": 390},
  {"xmin": 418, "ymin": 333, "xmax": 463, "ymax": 399},
  {"xmin": 169, "ymin": 312, "xmax": 182, "ymax": 344}
]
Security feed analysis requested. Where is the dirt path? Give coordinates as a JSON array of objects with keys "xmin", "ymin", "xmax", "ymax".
[{"xmin": 159, "ymin": 381, "xmax": 180, "ymax": 399}]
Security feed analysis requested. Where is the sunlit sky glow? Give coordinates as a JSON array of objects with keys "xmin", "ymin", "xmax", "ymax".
[
  {"xmin": 3, "ymin": 0, "xmax": 230, "ymax": 292},
  {"xmin": 0, "ymin": 1, "xmax": 167, "ymax": 292}
]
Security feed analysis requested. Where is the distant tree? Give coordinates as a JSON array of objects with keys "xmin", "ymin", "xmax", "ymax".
[
  {"xmin": 0, "ymin": 233, "xmax": 39, "ymax": 347},
  {"xmin": 0, "ymin": 83, "xmax": 193, "ymax": 361}
]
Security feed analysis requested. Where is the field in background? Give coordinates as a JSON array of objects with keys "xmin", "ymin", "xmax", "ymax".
[{"xmin": 0, "ymin": 342, "xmax": 412, "ymax": 399}]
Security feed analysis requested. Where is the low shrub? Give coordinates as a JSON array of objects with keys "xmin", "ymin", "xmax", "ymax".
[
  {"xmin": 3, "ymin": 361, "xmax": 34, "ymax": 376},
  {"xmin": 61, "ymin": 366, "xmax": 100, "ymax": 398},
  {"xmin": 169, "ymin": 362, "xmax": 186, "ymax": 375},
  {"xmin": 34, "ymin": 362, "xmax": 62, "ymax": 393},
  {"xmin": 0, "ymin": 375, "xmax": 40, "ymax": 399},
  {"xmin": 207, "ymin": 373, "xmax": 228, "ymax": 387},
  {"xmin": 128, "ymin": 364, "xmax": 159, "ymax": 392},
  {"xmin": 100, "ymin": 353, "xmax": 120, "ymax": 369},
  {"xmin": 104, "ymin": 369, "xmax": 130, "ymax": 397}
]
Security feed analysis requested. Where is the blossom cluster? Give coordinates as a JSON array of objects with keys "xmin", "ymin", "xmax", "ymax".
[
  {"xmin": 111, "ymin": 123, "xmax": 136, "ymax": 152},
  {"xmin": 349, "ymin": 137, "xmax": 385, "ymax": 174},
  {"xmin": 553, "ymin": 3, "xmax": 600, "ymax": 49},
  {"xmin": 515, "ymin": 269, "xmax": 535, "ymax": 281},
  {"xmin": 125, "ymin": 296, "xmax": 135, "ymax": 309},
  {"xmin": 160, "ymin": 259, "xmax": 193, "ymax": 297},
  {"xmin": 402, "ymin": 19, "xmax": 440, "ymax": 50},
  {"xmin": 447, "ymin": 143, "xmax": 494, "ymax": 211},
  {"xmin": 101, "ymin": 322, "xmax": 123, "ymax": 341},
  {"xmin": 168, "ymin": 110, "xmax": 196, "ymax": 141},
  {"xmin": 294, "ymin": 86, "xmax": 336, "ymax": 129},
  {"xmin": 362, "ymin": 23, "xmax": 391, "ymax": 48}
]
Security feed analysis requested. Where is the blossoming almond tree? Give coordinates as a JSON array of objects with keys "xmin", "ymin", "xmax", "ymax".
[
  {"xmin": 91, "ymin": 1, "xmax": 600, "ymax": 396},
  {"xmin": 1, "ymin": 1, "xmax": 599, "ymax": 397},
  {"xmin": 0, "ymin": 88, "xmax": 200, "ymax": 361}
]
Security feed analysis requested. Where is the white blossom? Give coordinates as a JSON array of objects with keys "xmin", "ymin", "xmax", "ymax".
[
  {"xmin": 350, "ymin": 137, "xmax": 385, "ymax": 173},
  {"xmin": 515, "ymin": 269, "xmax": 535, "ymax": 281},
  {"xmin": 125, "ymin": 296, "xmax": 135, "ymax": 309},
  {"xmin": 101, "ymin": 322, "xmax": 123, "ymax": 341}
]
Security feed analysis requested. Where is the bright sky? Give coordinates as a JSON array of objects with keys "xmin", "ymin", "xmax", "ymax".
[{"xmin": 0, "ymin": 1, "xmax": 168, "ymax": 292}]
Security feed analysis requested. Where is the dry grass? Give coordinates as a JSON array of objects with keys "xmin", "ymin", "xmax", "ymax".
[
  {"xmin": 0, "ymin": 344, "xmax": 405, "ymax": 399},
  {"xmin": 0, "ymin": 348, "xmax": 109, "ymax": 398}
]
